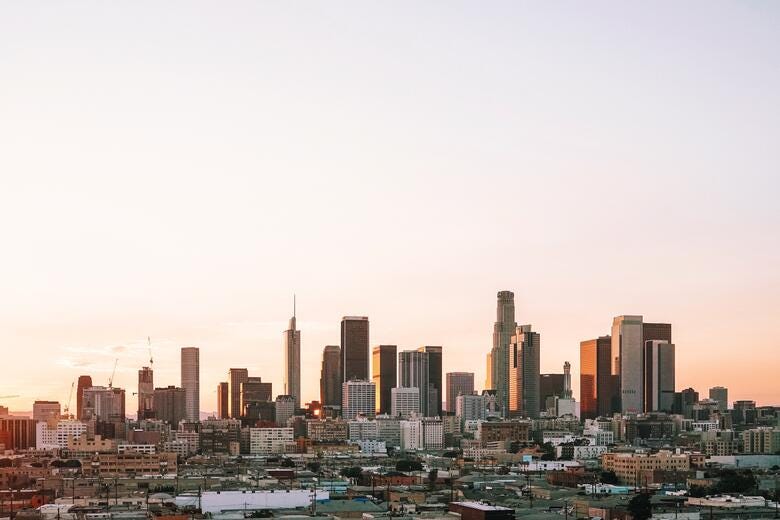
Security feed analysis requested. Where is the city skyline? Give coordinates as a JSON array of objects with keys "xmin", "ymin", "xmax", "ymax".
[{"xmin": 1, "ymin": 2, "xmax": 778, "ymax": 413}]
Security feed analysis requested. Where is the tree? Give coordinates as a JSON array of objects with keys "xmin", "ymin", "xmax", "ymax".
[
  {"xmin": 396, "ymin": 459, "xmax": 423, "ymax": 472},
  {"xmin": 306, "ymin": 461, "xmax": 321, "ymax": 473},
  {"xmin": 427, "ymin": 468, "xmax": 438, "ymax": 490},
  {"xmin": 627, "ymin": 493, "xmax": 652, "ymax": 520},
  {"xmin": 280, "ymin": 458, "xmax": 296, "ymax": 468},
  {"xmin": 340, "ymin": 466, "xmax": 363, "ymax": 479},
  {"xmin": 688, "ymin": 485, "xmax": 711, "ymax": 498},
  {"xmin": 540, "ymin": 442, "xmax": 557, "ymax": 461},
  {"xmin": 715, "ymin": 469, "xmax": 756, "ymax": 494},
  {"xmin": 600, "ymin": 470, "xmax": 619, "ymax": 485}
]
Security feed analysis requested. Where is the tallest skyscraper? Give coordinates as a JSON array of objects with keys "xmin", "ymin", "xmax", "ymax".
[
  {"xmin": 283, "ymin": 297, "xmax": 301, "ymax": 409},
  {"xmin": 491, "ymin": 291, "xmax": 517, "ymax": 416}
]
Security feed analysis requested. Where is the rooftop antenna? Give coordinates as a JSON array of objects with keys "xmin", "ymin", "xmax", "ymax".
[
  {"xmin": 293, "ymin": 294, "xmax": 296, "ymax": 319},
  {"xmin": 148, "ymin": 336, "xmax": 153, "ymax": 368}
]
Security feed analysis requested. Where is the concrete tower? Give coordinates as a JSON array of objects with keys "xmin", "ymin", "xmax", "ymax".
[
  {"xmin": 283, "ymin": 296, "xmax": 301, "ymax": 409},
  {"xmin": 341, "ymin": 317, "xmax": 369, "ymax": 383},
  {"xmin": 491, "ymin": 291, "xmax": 517, "ymax": 416},
  {"xmin": 180, "ymin": 347, "xmax": 200, "ymax": 422}
]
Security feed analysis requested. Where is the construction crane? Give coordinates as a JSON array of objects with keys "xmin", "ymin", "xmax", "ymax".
[
  {"xmin": 63, "ymin": 382, "xmax": 75, "ymax": 416},
  {"xmin": 108, "ymin": 358, "xmax": 118, "ymax": 388}
]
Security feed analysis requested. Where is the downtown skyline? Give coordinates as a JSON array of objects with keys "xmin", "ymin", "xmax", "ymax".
[{"xmin": 1, "ymin": 2, "xmax": 778, "ymax": 413}]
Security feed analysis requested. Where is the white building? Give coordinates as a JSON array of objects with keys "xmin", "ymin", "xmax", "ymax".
[
  {"xmin": 352, "ymin": 439, "xmax": 387, "ymax": 455},
  {"xmin": 391, "ymin": 387, "xmax": 420, "ymax": 417},
  {"xmin": 584, "ymin": 429, "xmax": 614, "ymax": 446},
  {"xmin": 542, "ymin": 431, "xmax": 576, "ymax": 446},
  {"xmin": 400, "ymin": 417, "xmax": 443, "ymax": 451},
  {"xmin": 400, "ymin": 420, "xmax": 422, "ymax": 451},
  {"xmin": 456, "ymin": 394, "xmax": 487, "ymax": 423},
  {"xmin": 556, "ymin": 444, "xmax": 608, "ymax": 460},
  {"xmin": 376, "ymin": 415, "xmax": 401, "ymax": 447},
  {"xmin": 117, "ymin": 443, "xmax": 156, "ymax": 454},
  {"xmin": 422, "ymin": 417, "xmax": 444, "ymax": 450},
  {"xmin": 348, "ymin": 418, "xmax": 378, "ymax": 441},
  {"xmin": 342, "ymin": 380, "xmax": 375, "ymax": 420},
  {"xmin": 36, "ymin": 420, "xmax": 87, "ymax": 449},
  {"xmin": 250, "ymin": 427, "xmax": 294, "ymax": 455},
  {"xmin": 275, "ymin": 395, "xmax": 296, "ymax": 426}
]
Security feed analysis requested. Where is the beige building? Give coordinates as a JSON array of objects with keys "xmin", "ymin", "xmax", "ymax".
[
  {"xmin": 601, "ymin": 450, "xmax": 698, "ymax": 485},
  {"xmin": 742, "ymin": 427, "xmax": 780, "ymax": 454},
  {"xmin": 80, "ymin": 452, "xmax": 177, "ymax": 477}
]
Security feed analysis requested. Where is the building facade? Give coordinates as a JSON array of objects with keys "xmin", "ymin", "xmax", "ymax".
[
  {"xmin": 180, "ymin": 347, "xmax": 200, "ymax": 422},
  {"xmin": 508, "ymin": 325, "xmax": 540, "ymax": 418},
  {"xmin": 372, "ymin": 345, "xmax": 397, "ymax": 415},
  {"xmin": 490, "ymin": 290, "xmax": 517, "ymax": 416},
  {"xmin": 342, "ymin": 380, "xmax": 375, "ymax": 420},
  {"xmin": 283, "ymin": 310, "xmax": 301, "ymax": 409},
  {"xmin": 341, "ymin": 316, "xmax": 369, "ymax": 383},
  {"xmin": 320, "ymin": 345, "xmax": 342, "ymax": 408},
  {"xmin": 446, "ymin": 372, "xmax": 474, "ymax": 414}
]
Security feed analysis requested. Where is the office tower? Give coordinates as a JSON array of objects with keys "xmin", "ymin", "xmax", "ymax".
[
  {"xmin": 320, "ymin": 345, "xmax": 342, "ymax": 407},
  {"xmin": 611, "ymin": 316, "xmax": 644, "ymax": 413},
  {"xmin": 283, "ymin": 301, "xmax": 301, "ymax": 409},
  {"xmin": 643, "ymin": 322, "xmax": 672, "ymax": 344},
  {"xmin": 217, "ymin": 382, "xmax": 229, "ymax": 419},
  {"xmin": 446, "ymin": 372, "xmax": 474, "ymax": 413},
  {"xmin": 580, "ymin": 336, "xmax": 616, "ymax": 419},
  {"xmin": 153, "ymin": 386, "xmax": 187, "ymax": 426},
  {"xmin": 419, "ymin": 346, "xmax": 442, "ymax": 415},
  {"xmin": 241, "ymin": 377, "xmax": 273, "ymax": 415},
  {"xmin": 275, "ymin": 395, "xmax": 296, "ymax": 426},
  {"xmin": 81, "ymin": 386, "xmax": 126, "ymax": 421},
  {"xmin": 32, "ymin": 401, "xmax": 61, "ymax": 422},
  {"xmin": 508, "ymin": 325, "xmax": 540, "ymax": 418},
  {"xmin": 341, "ymin": 380, "xmax": 375, "ymax": 420},
  {"xmin": 491, "ymin": 291, "xmax": 517, "ymax": 416},
  {"xmin": 228, "ymin": 368, "xmax": 249, "ymax": 419},
  {"xmin": 539, "ymin": 373, "xmax": 564, "ymax": 413},
  {"xmin": 372, "ymin": 345, "xmax": 397, "ymax": 414},
  {"xmin": 673, "ymin": 387, "xmax": 699, "ymax": 418},
  {"xmin": 341, "ymin": 316, "xmax": 369, "ymax": 382},
  {"xmin": 391, "ymin": 387, "xmax": 420, "ymax": 417},
  {"xmin": 709, "ymin": 386, "xmax": 729, "ymax": 412},
  {"xmin": 399, "ymin": 350, "xmax": 432, "ymax": 416},
  {"xmin": 456, "ymin": 394, "xmax": 487, "ymax": 422},
  {"xmin": 0, "ymin": 416, "xmax": 37, "ymax": 450},
  {"xmin": 76, "ymin": 375, "xmax": 92, "ymax": 421},
  {"xmin": 485, "ymin": 352, "xmax": 493, "ymax": 390},
  {"xmin": 644, "ymin": 340, "xmax": 675, "ymax": 412},
  {"xmin": 733, "ymin": 400, "xmax": 756, "ymax": 425},
  {"xmin": 562, "ymin": 362, "xmax": 572, "ymax": 398},
  {"xmin": 137, "ymin": 366, "xmax": 154, "ymax": 420},
  {"xmin": 181, "ymin": 347, "xmax": 200, "ymax": 422}
]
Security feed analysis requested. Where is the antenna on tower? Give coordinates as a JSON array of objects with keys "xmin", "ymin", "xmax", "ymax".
[
  {"xmin": 293, "ymin": 294, "xmax": 296, "ymax": 319},
  {"xmin": 148, "ymin": 336, "xmax": 153, "ymax": 368}
]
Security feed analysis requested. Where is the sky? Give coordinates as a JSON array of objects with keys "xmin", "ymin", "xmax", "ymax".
[{"xmin": 0, "ymin": 1, "xmax": 778, "ymax": 414}]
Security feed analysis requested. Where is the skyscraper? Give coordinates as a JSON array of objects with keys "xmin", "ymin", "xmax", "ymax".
[
  {"xmin": 241, "ymin": 377, "xmax": 273, "ymax": 415},
  {"xmin": 76, "ymin": 375, "xmax": 92, "ymax": 421},
  {"xmin": 283, "ymin": 300, "xmax": 301, "ymax": 409},
  {"xmin": 491, "ymin": 291, "xmax": 517, "ymax": 416},
  {"xmin": 341, "ymin": 380, "xmax": 375, "ymax": 420},
  {"xmin": 32, "ymin": 401, "xmax": 61, "ymax": 422},
  {"xmin": 485, "ymin": 352, "xmax": 493, "ymax": 390},
  {"xmin": 508, "ymin": 325, "xmax": 540, "ymax": 418},
  {"xmin": 341, "ymin": 316, "xmax": 369, "ymax": 382},
  {"xmin": 320, "ymin": 345, "xmax": 341, "ymax": 408},
  {"xmin": 372, "ymin": 345, "xmax": 397, "ymax": 415},
  {"xmin": 153, "ymin": 386, "xmax": 187, "ymax": 426},
  {"xmin": 709, "ymin": 386, "xmax": 729, "ymax": 412},
  {"xmin": 611, "ymin": 316, "xmax": 644, "ymax": 414},
  {"xmin": 644, "ymin": 340, "xmax": 675, "ymax": 412},
  {"xmin": 181, "ymin": 347, "xmax": 200, "ymax": 422},
  {"xmin": 580, "ymin": 336, "xmax": 616, "ymax": 419},
  {"xmin": 399, "ymin": 349, "xmax": 431, "ymax": 416},
  {"xmin": 445, "ymin": 372, "xmax": 474, "ymax": 413},
  {"xmin": 228, "ymin": 368, "xmax": 249, "ymax": 418},
  {"xmin": 419, "ymin": 346, "xmax": 442, "ymax": 415},
  {"xmin": 611, "ymin": 317, "xmax": 671, "ymax": 413},
  {"xmin": 217, "ymin": 382, "xmax": 229, "ymax": 419},
  {"xmin": 539, "ymin": 373, "xmax": 564, "ymax": 413},
  {"xmin": 562, "ymin": 362, "xmax": 572, "ymax": 399},
  {"xmin": 137, "ymin": 366, "xmax": 154, "ymax": 420}
]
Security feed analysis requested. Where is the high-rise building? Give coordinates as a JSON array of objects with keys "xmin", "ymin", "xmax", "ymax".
[
  {"xmin": 341, "ymin": 380, "xmax": 375, "ymax": 420},
  {"xmin": 673, "ymin": 387, "xmax": 699, "ymax": 418},
  {"xmin": 275, "ymin": 395, "xmax": 296, "ymax": 427},
  {"xmin": 0, "ymin": 416, "xmax": 37, "ymax": 450},
  {"xmin": 611, "ymin": 316, "xmax": 644, "ymax": 413},
  {"xmin": 372, "ymin": 345, "xmax": 397, "ymax": 415},
  {"xmin": 580, "ymin": 336, "xmax": 616, "ymax": 419},
  {"xmin": 181, "ymin": 347, "xmax": 200, "ymax": 422},
  {"xmin": 456, "ymin": 393, "xmax": 487, "ymax": 423},
  {"xmin": 228, "ymin": 368, "xmax": 249, "ymax": 419},
  {"xmin": 320, "ymin": 345, "xmax": 342, "ymax": 408},
  {"xmin": 508, "ymin": 325, "xmax": 540, "ymax": 418},
  {"xmin": 539, "ymin": 373, "xmax": 564, "ymax": 413},
  {"xmin": 241, "ymin": 377, "xmax": 273, "ymax": 415},
  {"xmin": 32, "ymin": 401, "xmax": 61, "ymax": 422},
  {"xmin": 644, "ymin": 340, "xmax": 675, "ymax": 412},
  {"xmin": 82, "ymin": 386, "xmax": 126, "ymax": 422},
  {"xmin": 485, "ymin": 352, "xmax": 493, "ymax": 390},
  {"xmin": 341, "ymin": 316, "xmax": 369, "ymax": 383},
  {"xmin": 399, "ymin": 350, "xmax": 432, "ymax": 416},
  {"xmin": 563, "ymin": 362, "xmax": 572, "ymax": 399},
  {"xmin": 491, "ymin": 291, "xmax": 517, "ymax": 416},
  {"xmin": 709, "ymin": 386, "xmax": 729, "ymax": 412},
  {"xmin": 153, "ymin": 386, "xmax": 187, "ymax": 426},
  {"xmin": 391, "ymin": 387, "xmax": 420, "ymax": 417},
  {"xmin": 611, "ymin": 317, "xmax": 671, "ymax": 413},
  {"xmin": 445, "ymin": 372, "xmax": 474, "ymax": 413},
  {"xmin": 283, "ymin": 302, "xmax": 301, "ymax": 409},
  {"xmin": 217, "ymin": 382, "xmax": 229, "ymax": 419},
  {"xmin": 419, "ymin": 346, "xmax": 442, "ymax": 415},
  {"xmin": 76, "ymin": 375, "xmax": 92, "ymax": 421},
  {"xmin": 137, "ymin": 366, "xmax": 154, "ymax": 420}
]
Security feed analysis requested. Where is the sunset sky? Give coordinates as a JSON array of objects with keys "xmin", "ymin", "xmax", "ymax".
[{"xmin": 1, "ymin": 2, "xmax": 778, "ymax": 413}]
